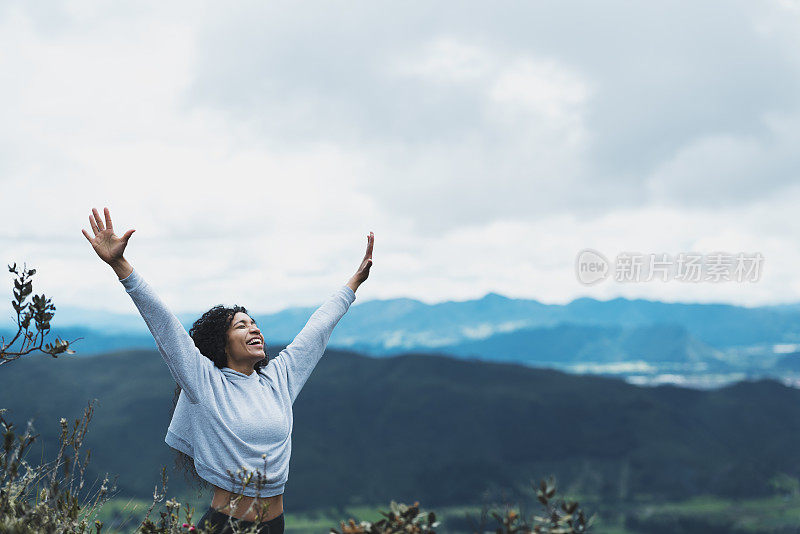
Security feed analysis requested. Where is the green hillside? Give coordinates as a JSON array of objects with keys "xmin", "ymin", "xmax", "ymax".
[{"xmin": 1, "ymin": 348, "xmax": 800, "ymax": 512}]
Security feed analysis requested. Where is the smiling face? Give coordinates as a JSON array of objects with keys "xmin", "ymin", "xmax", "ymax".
[{"xmin": 225, "ymin": 311, "xmax": 266, "ymax": 371}]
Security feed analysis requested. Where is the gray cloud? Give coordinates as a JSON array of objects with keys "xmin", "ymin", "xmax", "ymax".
[{"xmin": 183, "ymin": 0, "xmax": 800, "ymax": 230}]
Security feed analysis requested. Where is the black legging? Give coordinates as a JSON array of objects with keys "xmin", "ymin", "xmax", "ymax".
[{"xmin": 196, "ymin": 507, "xmax": 285, "ymax": 534}]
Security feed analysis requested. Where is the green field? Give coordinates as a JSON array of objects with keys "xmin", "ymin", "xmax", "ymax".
[{"xmin": 90, "ymin": 493, "xmax": 800, "ymax": 533}]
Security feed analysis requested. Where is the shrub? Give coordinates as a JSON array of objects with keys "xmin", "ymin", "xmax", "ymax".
[
  {"xmin": 0, "ymin": 403, "xmax": 113, "ymax": 533},
  {"xmin": 330, "ymin": 478, "xmax": 593, "ymax": 534}
]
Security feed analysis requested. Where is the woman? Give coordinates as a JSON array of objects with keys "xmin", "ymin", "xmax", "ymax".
[{"xmin": 82, "ymin": 207, "xmax": 373, "ymax": 533}]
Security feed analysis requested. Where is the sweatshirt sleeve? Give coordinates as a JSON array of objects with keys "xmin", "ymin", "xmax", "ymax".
[
  {"xmin": 119, "ymin": 269, "xmax": 215, "ymax": 405},
  {"xmin": 272, "ymin": 285, "xmax": 356, "ymax": 404}
]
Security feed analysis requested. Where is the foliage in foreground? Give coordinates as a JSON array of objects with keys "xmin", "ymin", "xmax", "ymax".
[
  {"xmin": 0, "ymin": 403, "xmax": 112, "ymax": 533},
  {"xmin": 330, "ymin": 478, "xmax": 593, "ymax": 534}
]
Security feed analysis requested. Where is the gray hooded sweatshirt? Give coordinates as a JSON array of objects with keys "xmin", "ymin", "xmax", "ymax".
[{"xmin": 119, "ymin": 269, "xmax": 355, "ymax": 497}]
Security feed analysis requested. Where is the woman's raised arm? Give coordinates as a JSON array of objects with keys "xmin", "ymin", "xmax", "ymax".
[
  {"xmin": 82, "ymin": 207, "xmax": 214, "ymax": 404},
  {"xmin": 270, "ymin": 232, "xmax": 374, "ymax": 404}
]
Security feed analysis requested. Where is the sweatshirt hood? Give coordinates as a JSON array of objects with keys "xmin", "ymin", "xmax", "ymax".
[{"xmin": 221, "ymin": 367, "xmax": 260, "ymax": 381}]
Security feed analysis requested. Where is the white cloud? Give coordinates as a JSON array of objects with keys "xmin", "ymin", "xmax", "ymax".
[
  {"xmin": 489, "ymin": 58, "xmax": 590, "ymax": 122},
  {"xmin": 391, "ymin": 37, "xmax": 494, "ymax": 84}
]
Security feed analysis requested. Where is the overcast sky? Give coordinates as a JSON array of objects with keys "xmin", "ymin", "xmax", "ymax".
[{"xmin": 2, "ymin": 0, "xmax": 800, "ymax": 314}]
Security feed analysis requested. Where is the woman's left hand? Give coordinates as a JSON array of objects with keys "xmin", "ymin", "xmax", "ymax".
[{"xmin": 347, "ymin": 231, "xmax": 374, "ymax": 292}]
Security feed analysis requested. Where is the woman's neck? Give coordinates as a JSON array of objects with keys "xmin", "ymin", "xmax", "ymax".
[{"xmin": 225, "ymin": 360, "xmax": 255, "ymax": 375}]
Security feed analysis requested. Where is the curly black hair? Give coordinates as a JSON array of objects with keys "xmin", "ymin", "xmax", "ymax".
[{"xmin": 171, "ymin": 304, "xmax": 269, "ymax": 487}]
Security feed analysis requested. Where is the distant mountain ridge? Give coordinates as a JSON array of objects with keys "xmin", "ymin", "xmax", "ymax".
[
  {"xmin": 11, "ymin": 291, "xmax": 800, "ymax": 348},
  {"xmin": 419, "ymin": 322, "xmax": 728, "ymax": 367},
  {"xmin": 4, "ymin": 292, "xmax": 799, "ymax": 376}
]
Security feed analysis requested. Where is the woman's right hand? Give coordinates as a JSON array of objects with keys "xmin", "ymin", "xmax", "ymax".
[{"xmin": 82, "ymin": 207, "xmax": 135, "ymax": 277}]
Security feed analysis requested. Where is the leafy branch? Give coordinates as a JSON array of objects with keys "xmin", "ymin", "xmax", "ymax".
[
  {"xmin": 331, "ymin": 500, "xmax": 439, "ymax": 534},
  {"xmin": 1, "ymin": 263, "xmax": 76, "ymax": 366},
  {"xmin": 465, "ymin": 477, "xmax": 594, "ymax": 534}
]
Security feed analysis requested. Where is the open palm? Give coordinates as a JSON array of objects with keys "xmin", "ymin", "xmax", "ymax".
[
  {"xmin": 81, "ymin": 207, "xmax": 135, "ymax": 265},
  {"xmin": 353, "ymin": 231, "xmax": 374, "ymax": 285}
]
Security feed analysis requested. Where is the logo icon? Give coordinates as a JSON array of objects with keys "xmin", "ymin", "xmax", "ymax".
[{"xmin": 576, "ymin": 248, "xmax": 610, "ymax": 285}]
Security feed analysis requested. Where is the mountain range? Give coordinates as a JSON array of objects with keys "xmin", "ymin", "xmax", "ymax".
[{"xmin": 4, "ymin": 291, "xmax": 800, "ymax": 382}]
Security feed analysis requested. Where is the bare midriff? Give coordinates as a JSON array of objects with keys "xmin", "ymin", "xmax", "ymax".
[{"xmin": 210, "ymin": 485, "xmax": 284, "ymax": 522}]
